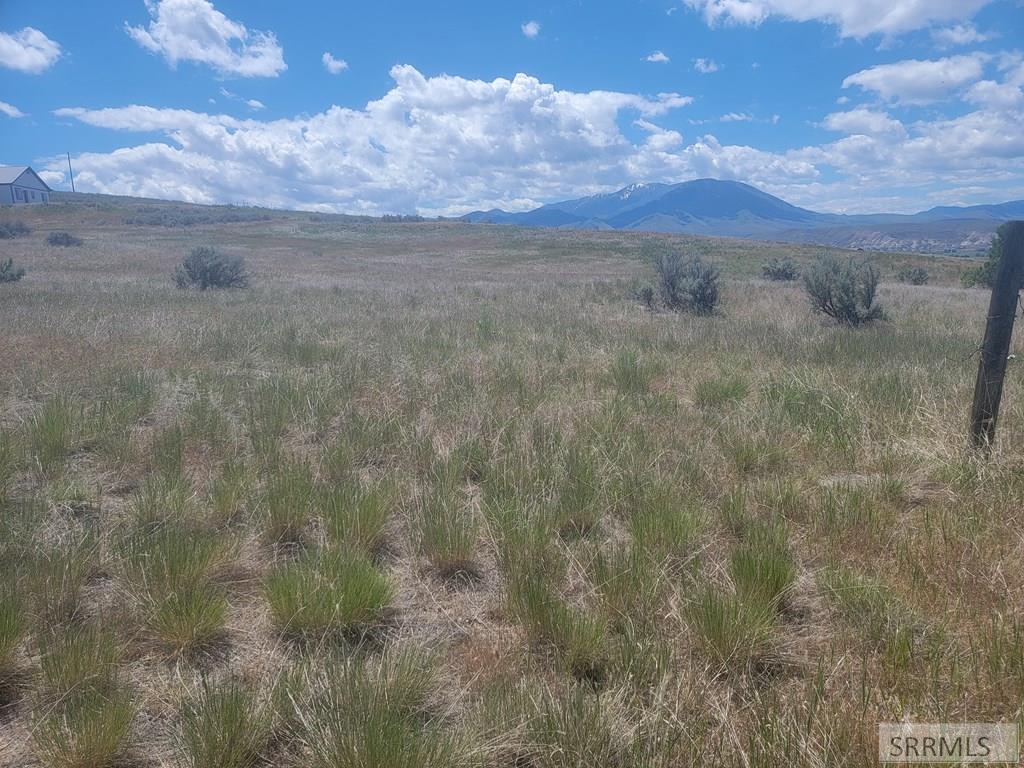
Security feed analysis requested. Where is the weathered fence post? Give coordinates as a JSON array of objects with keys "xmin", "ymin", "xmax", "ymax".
[{"xmin": 970, "ymin": 221, "xmax": 1024, "ymax": 449}]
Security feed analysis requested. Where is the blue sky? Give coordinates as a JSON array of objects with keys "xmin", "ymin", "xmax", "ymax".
[{"xmin": 1, "ymin": 0, "xmax": 1022, "ymax": 215}]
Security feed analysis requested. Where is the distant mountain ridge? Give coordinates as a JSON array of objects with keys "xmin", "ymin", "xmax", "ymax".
[{"xmin": 461, "ymin": 179, "xmax": 1024, "ymax": 254}]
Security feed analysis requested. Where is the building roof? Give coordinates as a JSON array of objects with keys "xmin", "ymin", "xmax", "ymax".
[
  {"xmin": 0, "ymin": 166, "xmax": 51, "ymax": 190},
  {"xmin": 0, "ymin": 166, "xmax": 29, "ymax": 184}
]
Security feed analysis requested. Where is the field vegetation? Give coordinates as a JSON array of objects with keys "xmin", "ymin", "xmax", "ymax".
[{"xmin": 0, "ymin": 197, "xmax": 1021, "ymax": 766}]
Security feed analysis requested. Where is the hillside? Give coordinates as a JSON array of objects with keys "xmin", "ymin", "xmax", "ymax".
[{"xmin": 462, "ymin": 179, "xmax": 1022, "ymax": 254}]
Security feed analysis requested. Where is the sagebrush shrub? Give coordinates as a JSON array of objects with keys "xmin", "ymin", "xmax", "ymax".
[
  {"xmin": 896, "ymin": 266, "xmax": 929, "ymax": 285},
  {"xmin": 803, "ymin": 255, "xmax": 883, "ymax": 326},
  {"xmin": 175, "ymin": 246, "xmax": 249, "ymax": 290},
  {"xmin": 761, "ymin": 257, "xmax": 800, "ymax": 281},
  {"xmin": 0, "ymin": 257, "xmax": 26, "ymax": 283},
  {"xmin": 0, "ymin": 220, "xmax": 30, "ymax": 239},
  {"xmin": 47, "ymin": 232, "xmax": 83, "ymax": 247},
  {"xmin": 653, "ymin": 252, "xmax": 720, "ymax": 315}
]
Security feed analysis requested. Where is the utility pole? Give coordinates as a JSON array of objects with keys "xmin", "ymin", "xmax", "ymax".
[
  {"xmin": 66, "ymin": 152, "xmax": 75, "ymax": 193},
  {"xmin": 970, "ymin": 221, "xmax": 1024, "ymax": 449}
]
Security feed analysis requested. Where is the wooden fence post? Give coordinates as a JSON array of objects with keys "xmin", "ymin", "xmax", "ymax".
[{"xmin": 970, "ymin": 221, "xmax": 1024, "ymax": 449}]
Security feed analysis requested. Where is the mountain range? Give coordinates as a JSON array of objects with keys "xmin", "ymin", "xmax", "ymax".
[{"xmin": 461, "ymin": 179, "xmax": 1024, "ymax": 254}]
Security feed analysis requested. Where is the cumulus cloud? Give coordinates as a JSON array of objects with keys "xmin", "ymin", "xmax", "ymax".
[
  {"xmin": 842, "ymin": 54, "xmax": 987, "ymax": 104},
  {"xmin": 126, "ymin": 0, "xmax": 286, "ymax": 77},
  {"xmin": 694, "ymin": 58, "xmax": 719, "ymax": 73},
  {"xmin": 720, "ymin": 112, "xmax": 753, "ymax": 122},
  {"xmin": 46, "ymin": 63, "xmax": 1024, "ymax": 216},
  {"xmin": 521, "ymin": 21, "xmax": 541, "ymax": 39},
  {"xmin": 246, "ymin": 99, "xmax": 265, "ymax": 110},
  {"xmin": 821, "ymin": 107, "xmax": 906, "ymax": 137},
  {"xmin": 646, "ymin": 51, "xmax": 670, "ymax": 63},
  {"xmin": 0, "ymin": 100, "xmax": 25, "ymax": 118},
  {"xmin": 683, "ymin": 0, "xmax": 993, "ymax": 38},
  {"xmin": 52, "ymin": 66, "xmax": 696, "ymax": 215},
  {"xmin": 932, "ymin": 22, "xmax": 992, "ymax": 47},
  {"xmin": 0, "ymin": 27, "xmax": 62, "ymax": 74},
  {"xmin": 965, "ymin": 79, "xmax": 1024, "ymax": 110},
  {"xmin": 322, "ymin": 52, "xmax": 348, "ymax": 74}
]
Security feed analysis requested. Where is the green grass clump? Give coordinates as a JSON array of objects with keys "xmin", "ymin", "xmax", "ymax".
[
  {"xmin": 591, "ymin": 546, "xmax": 662, "ymax": 632},
  {"xmin": 26, "ymin": 538, "xmax": 96, "ymax": 628},
  {"xmin": 33, "ymin": 688, "xmax": 136, "ymax": 768},
  {"xmin": 729, "ymin": 522, "xmax": 796, "ymax": 611},
  {"xmin": 296, "ymin": 650, "xmax": 456, "ymax": 768},
  {"xmin": 39, "ymin": 626, "xmax": 121, "ymax": 705},
  {"xmin": 265, "ymin": 547, "xmax": 392, "ymax": 641},
  {"xmin": 554, "ymin": 446, "xmax": 603, "ymax": 538},
  {"xmin": 820, "ymin": 566, "xmax": 930, "ymax": 668},
  {"xmin": 686, "ymin": 587, "xmax": 776, "ymax": 672},
  {"xmin": 179, "ymin": 679, "xmax": 271, "ymax": 768},
  {"xmin": 629, "ymin": 486, "xmax": 702, "ymax": 570},
  {"xmin": 120, "ymin": 522, "xmax": 231, "ymax": 658},
  {"xmin": 416, "ymin": 484, "xmax": 479, "ymax": 579},
  {"xmin": 322, "ymin": 481, "xmax": 391, "ymax": 555},
  {"xmin": 150, "ymin": 422, "xmax": 185, "ymax": 479},
  {"xmin": 29, "ymin": 395, "xmax": 80, "ymax": 474},
  {"xmin": 129, "ymin": 474, "xmax": 191, "ymax": 531},
  {"xmin": 0, "ymin": 430, "xmax": 18, "ymax": 503},
  {"xmin": 487, "ymin": 500, "xmax": 561, "ymax": 583},
  {"xmin": 0, "ymin": 590, "xmax": 24, "ymax": 677},
  {"xmin": 694, "ymin": 374, "xmax": 749, "ymax": 409},
  {"xmin": 209, "ymin": 459, "xmax": 250, "ymax": 528},
  {"xmin": 260, "ymin": 460, "xmax": 314, "ymax": 544},
  {"xmin": 608, "ymin": 350, "xmax": 658, "ymax": 396},
  {"xmin": 509, "ymin": 572, "xmax": 609, "ymax": 682},
  {"xmin": 33, "ymin": 623, "xmax": 135, "ymax": 768}
]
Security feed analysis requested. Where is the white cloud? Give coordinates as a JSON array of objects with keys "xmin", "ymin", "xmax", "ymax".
[
  {"xmin": 126, "ymin": 0, "xmax": 286, "ymax": 77},
  {"xmin": 842, "ymin": 54, "xmax": 988, "ymax": 104},
  {"xmin": 646, "ymin": 51, "xmax": 670, "ymax": 63},
  {"xmin": 932, "ymin": 22, "xmax": 992, "ymax": 47},
  {"xmin": 0, "ymin": 27, "xmax": 61, "ymax": 74},
  {"xmin": 52, "ymin": 66, "xmax": 694, "ymax": 215},
  {"xmin": 322, "ymin": 52, "xmax": 348, "ymax": 74},
  {"xmin": 47, "ymin": 63, "xmax": 1024, "ymax": 216},
  {"xmin": 521, "ymin": 20, "xmax": 541, "ymax": 39},
  {"xmin": 720, "ymin": 112, "xmax": 753, "ymax": 122},
  {"xmin": 683, "ymin": 0, "xmax": 993, "ymax": 38},
  {"xmin": 821, "ymin": 107, "xmax": 906, "ymax": 137},
  {"xmin": 0, "ymin": 100, "xmax": 25, "ymax": 118},
  {"xmin": 965, "ymin": 80, "xmax": 1024, "ymax": 110},
  {"xmin": 215, "ymin": 87, "xmax": 266, "ymax": 111},
  {"xmin": 694, "ymin": 58, "xmax": 719, "ymax": 74}
]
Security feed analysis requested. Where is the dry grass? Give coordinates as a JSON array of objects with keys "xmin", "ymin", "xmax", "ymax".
[{"xmin": 0, "ymin": 195, "xmax": 1019, "ymax": 766}]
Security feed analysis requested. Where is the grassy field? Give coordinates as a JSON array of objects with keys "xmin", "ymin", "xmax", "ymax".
[{"xmin": 1, "ymin": 197, "xmax": 1021, "ymax": 767}]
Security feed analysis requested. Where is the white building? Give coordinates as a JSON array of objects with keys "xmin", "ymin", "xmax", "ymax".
[{"xmin": 0, "ymin": 166, "xmax": 51, "ymax": 205}]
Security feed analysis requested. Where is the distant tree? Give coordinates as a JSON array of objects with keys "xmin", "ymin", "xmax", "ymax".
[
  {"xmin": 761, "ymin": 257, "xmax": 800, "ymax": 281},
  {"xmin": 961, "ymin": 227, "xmax": 1004, "ymax": 289},
  {"xmin": 174, "ymin": 246, "xmax": 249, "ymax": 290},
  {"xmin": 896, "ymin": 266, "xmax": 929, "ymax": 285},
  {"xmin": 654, "ymin": 252, "xmax": 720, "ymax": 315},
  {"xmin": 0, "ymin": 258, "xmax": 26, "ymax": 283},
  {"xmin": 803, "ymin": 255, "xmax": 883, "ymax": 326}
]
